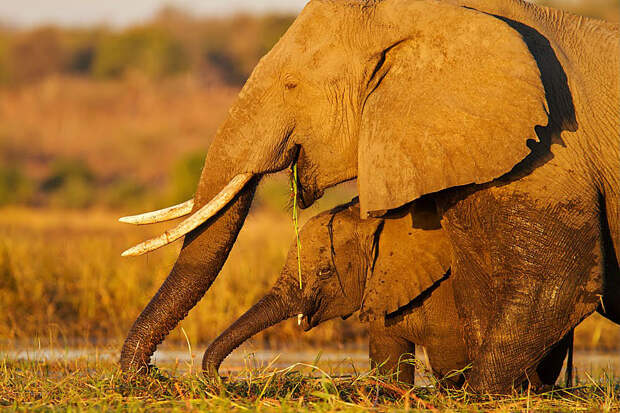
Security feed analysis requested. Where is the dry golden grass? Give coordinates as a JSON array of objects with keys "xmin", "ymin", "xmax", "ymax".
[
  {"xmin": 0, "ymin": 177, "xmax": 361, "ymax": 349},
  {"xmin": 0, "ymin": 204, "xmax": 617, "ymax": 352}
]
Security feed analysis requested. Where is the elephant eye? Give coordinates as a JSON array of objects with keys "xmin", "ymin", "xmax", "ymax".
[
  {"xmin": 283, "ymin": 74, "xmax": 298, "ymax": 90},
  {"xmin": 318, "ymin": 267, "xmax": 332, "ymax": 279}
]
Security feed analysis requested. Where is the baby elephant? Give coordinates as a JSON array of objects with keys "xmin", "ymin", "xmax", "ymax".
[{"xmin": 203, "ymin": 200, "xmax": 571, "ymax": 388}]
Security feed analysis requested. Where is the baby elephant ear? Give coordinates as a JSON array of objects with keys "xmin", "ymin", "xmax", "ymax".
[
  {"xmin": 358, "ymin": 2, "xmax": 549, "ymax": 217},
  {"xmin": 359, "ymin": 210, "xmax": 451, "ymax": 323}
]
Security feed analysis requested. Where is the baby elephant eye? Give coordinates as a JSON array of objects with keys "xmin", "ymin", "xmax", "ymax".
[{"xmin": 318, "ymin": 267, "xmax": 332, "ymax": 279}]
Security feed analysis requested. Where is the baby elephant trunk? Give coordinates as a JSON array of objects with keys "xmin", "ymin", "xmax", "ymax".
[{"xmin": 202, "ymin": 292, "xmax": 293, "ymax": 376}]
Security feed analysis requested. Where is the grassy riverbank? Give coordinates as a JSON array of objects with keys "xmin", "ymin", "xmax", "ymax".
[{"xmin": 2, "ymin": 355, "xmax": 618, "ymax": 412}]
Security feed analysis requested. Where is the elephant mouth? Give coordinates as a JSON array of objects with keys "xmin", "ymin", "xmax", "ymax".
[
  {"xmin": 298, "ymin": 303, "xmax": 318, "ymax": 332},
  {"xmin": 294, "ymin": 169, "xmax": 314, "ymax": 210},
  {"xmin": 300, "ymin": 313, "xmax": 318, "ymax": 332},
  {"xmin": 293, "ymin": 148, "xmax": 324, "ymax": 209},
  {"xmin": 297, "ymin": 180, "xmax": 324, "ymax": 210},
  {"xmin": 300, "ymin": 297, "xmax": 325, "ymax": 332}
]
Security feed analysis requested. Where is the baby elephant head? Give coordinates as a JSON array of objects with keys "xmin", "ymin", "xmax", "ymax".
[
  {"xmin": 202, "ymin": 200, "xmax": 383, "ymax": 376},
  {"xmin": 293, "ymin": 202, "xmax": 383, "ymax": 331}
]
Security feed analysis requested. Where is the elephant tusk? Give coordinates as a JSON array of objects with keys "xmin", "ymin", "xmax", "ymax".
[
  {"xmin": 297, "ymin": 314, "xmax": 303, "ymax": 326},
  {"xmin": 121, "ymin": 173, "xmax": 253, "ymax": 257},
  {"xmin": 119, "ymin": 199, "xmax": 195, "ymax": 225}
]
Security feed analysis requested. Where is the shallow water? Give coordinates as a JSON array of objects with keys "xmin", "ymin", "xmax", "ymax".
[{"xmin": 2, "ymin": 345, "xmax": 618, "ymax": 383}]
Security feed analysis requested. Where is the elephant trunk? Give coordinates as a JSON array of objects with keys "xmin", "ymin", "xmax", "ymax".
[
  {"xmin": 119, "ymin": 53, "xmax": 297, "ymax": 372},
  {"xmin": 203, "ymin": 291, "xmax": 295, "ymax": 376},
  {"xmin": 119, "ymin": 134, "xmax": 260, "ymax": 372}
]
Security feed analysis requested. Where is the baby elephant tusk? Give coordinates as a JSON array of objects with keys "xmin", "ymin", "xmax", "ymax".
[{"xmin": 297, "ymin": 314, "xmax": 303, "ymax": 326}]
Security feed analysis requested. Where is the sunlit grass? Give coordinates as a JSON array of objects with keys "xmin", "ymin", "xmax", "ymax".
[
  {"xmin": 0, "ymin": 175, "xmax": 362, "ymax": 348},
  {"xmin": 0, "ymin": 353, "xmax": 618, "ymax": 411},
  {"xmin": 0, "ymin": 203, "xmax": 618, "ymax": 350}
]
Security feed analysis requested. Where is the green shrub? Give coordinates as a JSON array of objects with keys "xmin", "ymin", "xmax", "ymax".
[
  {"xmin": 168, "ymin": 152, "xmax": 204, "ymax": 202},
  {"xmin": 100, "ymin": 179, "xmax": 147, "ymax": 209},
  {"xmin": 92, "ymin": 27, "xmax": 188, "ymax": 79},
  {"xmin": 9, "ymin": 28, "xmax": 66, "ymax": 82},
  {"xmin": 41, "ymin": 159, "xmax": 95, "ymax": 208},
  {"xmin": 200, "ymin": 14, "xmax": 293, "ymax": 85},
  {"xmin": 258, "ymin": 15, "xmax": 294, "ymax": 56},
  {"xmin": 0, "ymin": 166, "xmax": 33, "ymax": 206},
  {"xmin": 0, "ymin": 34, "xmax": 10, "ymax": 84},
  {"xmin": 60, "ymin": 29, "xmax": 102, "ymax": 75}
]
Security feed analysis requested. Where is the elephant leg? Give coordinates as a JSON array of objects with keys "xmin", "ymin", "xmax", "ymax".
[
  {"xmin": 444, "ymin": 189, "xmax": 603, "ymax": 393},
  {"xmin": 598, "ymin": 272, "xmax": 620, "ymax": 324},
  {"xmin": 600, "ymin": 193, "xmax": 620, "ymax": 324},
  {"xmin": 565, "ymin": 330, "xmax": 574, "ymax": 388},
  {"xmin": 369, "ymin": 330, "xmax": 416, "ymax": 384},
  {"xmin": 530, "ymin": 329, "xmax": 573, "ymax": 391},
  {"xmin": 463, "ymin": 278, "xmax": 597, "ymax": 393}
]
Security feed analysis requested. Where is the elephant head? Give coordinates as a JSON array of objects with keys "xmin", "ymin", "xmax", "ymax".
[
  {"xmin": 202, "ymin": 200, "xmax": 452, "ymax": 376},
  {"xmin": 120, "ymin": 0, "xmax": 548, "ymax": 371}
]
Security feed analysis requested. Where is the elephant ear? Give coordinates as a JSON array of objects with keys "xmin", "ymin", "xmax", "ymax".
[
  {"xmin": 358, "ymin": 1, "xmax": 549, "ymax": 217},
  {"xmin": 359, "ymin": 203, "xmax": 452, "ymax": 322}
]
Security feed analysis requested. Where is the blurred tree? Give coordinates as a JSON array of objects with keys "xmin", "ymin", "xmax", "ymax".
[
  {"xmin": 200, "ymin": 14, "xmax": 293, "ymax": 86},
  {"xmin": 169, "ymin": 152, "xmax": 204, "ymax": 202},
  {"xmin": 0, "ymin": 166, "xmax": 33, "ymax": 206},
  {"xmin": 258, "ymin": 15, "xmax": 294, "ymax": 56},
  {"xmin": 0, "ymin": 34, "xmax": 10, "ymax": 84},
  {"xmin": 41, "ymin": 159, "xmax": 95, "ymax": 208},
  {"xmin": 92, "ymin": 27, "xmax": 188, "ymax": 79},
  {"xmin": 67, "ymin": 45, "xmax": 95, "ymax": 74},
  {"xmin": 9, "ymin": 27, "xmax": 66, "ymax": 82},
  {"xmin": 101, "ymin": 179, "xmax": 147, "ymax": 209}
]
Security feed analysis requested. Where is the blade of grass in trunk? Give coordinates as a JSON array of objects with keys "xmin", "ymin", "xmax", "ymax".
[{"xmin": 291, "ymin": 163, "xmax": 302, "ymax": 289}]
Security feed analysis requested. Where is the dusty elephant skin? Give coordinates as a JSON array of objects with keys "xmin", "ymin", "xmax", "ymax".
[
  {"xmin": 203, "ymin": 201, "xmax": 574, "ymax": 391},
  {"xmin": 119, "ymin": 0, "xmax": 619, "ymax": 393}
]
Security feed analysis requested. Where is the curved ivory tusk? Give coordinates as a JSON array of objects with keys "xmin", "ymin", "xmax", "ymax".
[
  {"xmin": 121, "ymin": 173, "xmax": 253, "ymax": 257},
  {"xmin": 119, "ymin": 199, "xmax": 195, "ymax": 225}
]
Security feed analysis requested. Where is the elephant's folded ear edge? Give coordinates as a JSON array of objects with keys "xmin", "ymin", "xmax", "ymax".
[
  {"xmin": 359, "ymin": 217, "xmax": 452, "ymax": 323},
  {"xmin": 357, "ymin": 2, "xmax": 549, "ymax": 218}
]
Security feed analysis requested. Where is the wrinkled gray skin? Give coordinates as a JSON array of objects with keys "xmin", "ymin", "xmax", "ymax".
[
  {"xmin": 121, "ymin": 0, "xmax": 618, "ymax": 392},
  {"xmin": 204, "ymin": 201, "xmax": 573, "ymax": 390}
]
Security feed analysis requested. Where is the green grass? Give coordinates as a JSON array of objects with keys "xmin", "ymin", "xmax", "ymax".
[{"xmin": 1, "ymin": 354, "xmax": 618, "ymax": 412}]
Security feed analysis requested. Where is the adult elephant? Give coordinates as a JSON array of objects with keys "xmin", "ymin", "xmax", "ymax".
[{"xmin": 119, "ymin": 0, "xmax": 619, "ymax": 393}]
